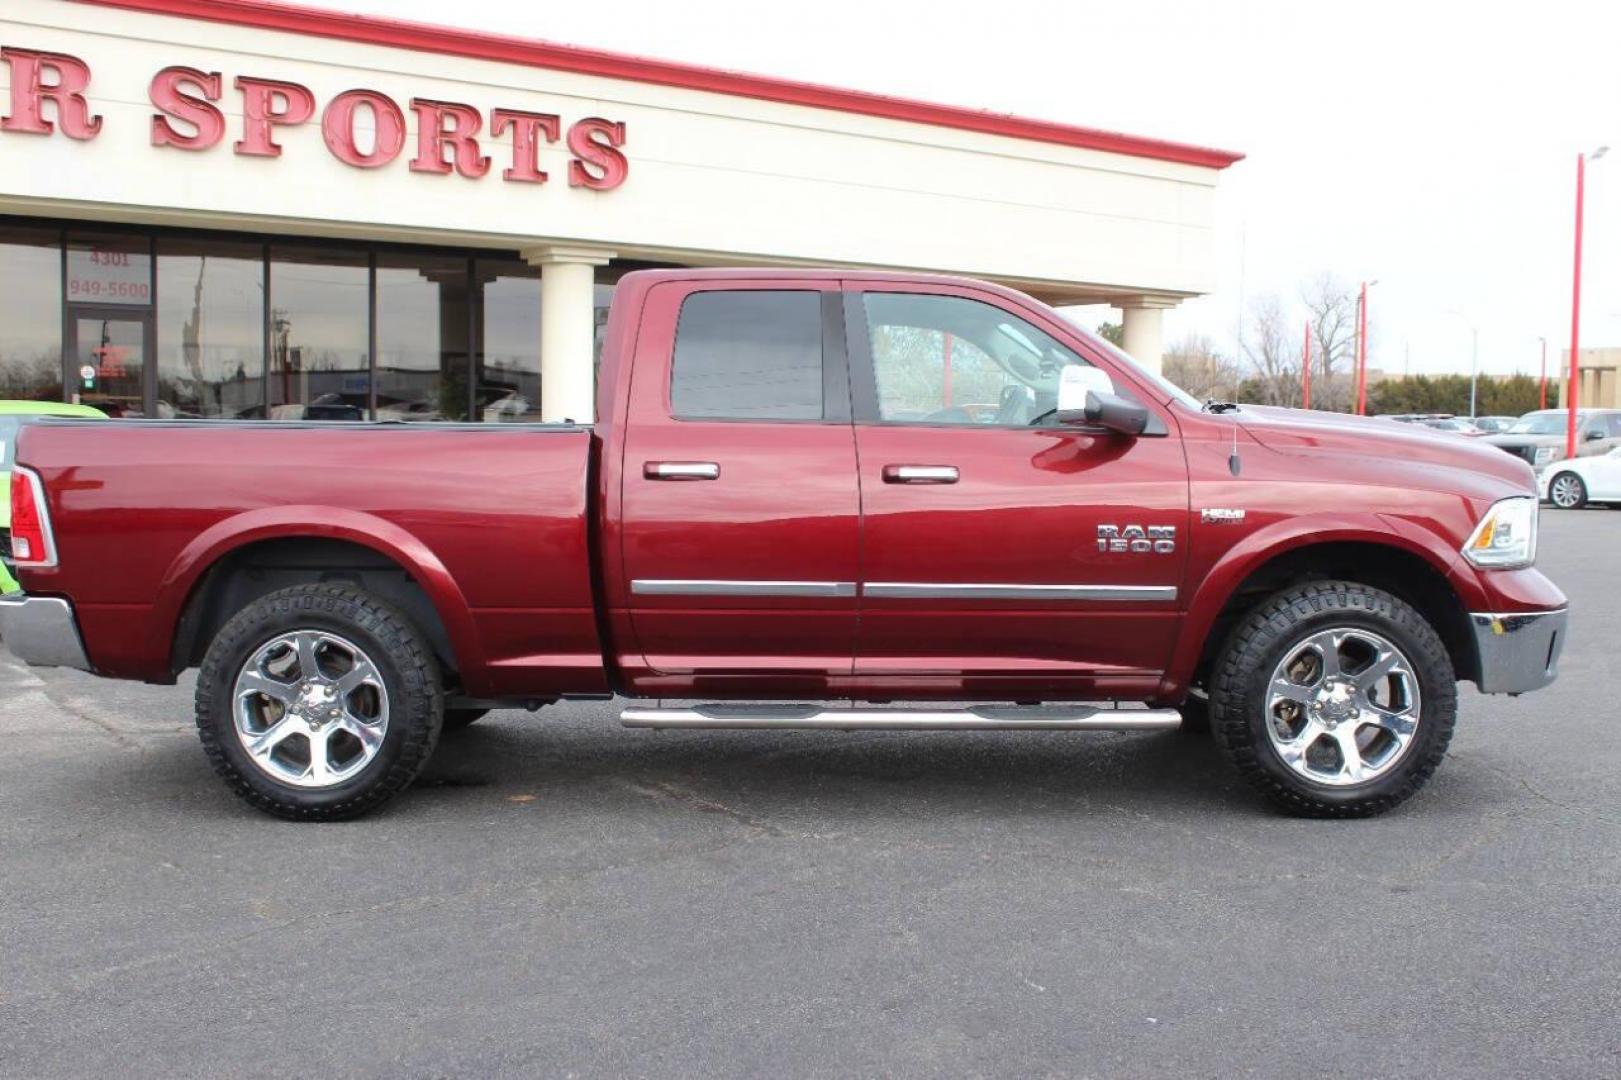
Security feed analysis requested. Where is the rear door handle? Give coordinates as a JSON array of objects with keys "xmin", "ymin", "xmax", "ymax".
[
  {"xmin": 883, "ymin": 464, "xmax": 958, "ymax": 484},
  {"xmin": 645, "ymin": 461, "xmax": 720, "ymax": 481}
]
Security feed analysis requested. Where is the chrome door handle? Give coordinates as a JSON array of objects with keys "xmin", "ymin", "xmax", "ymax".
[
  {"xmin": 645, "ymin": 461, "xmax": 720, "ymax": 481},
  {"xmin": 883, "ymin": 465, "xmax": 958, "ymax": 484}
]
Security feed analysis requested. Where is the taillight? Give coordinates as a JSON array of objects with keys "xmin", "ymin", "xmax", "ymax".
[{"xmin": 9, "ymin": 466, "xmax": 57, "ymax": 568}]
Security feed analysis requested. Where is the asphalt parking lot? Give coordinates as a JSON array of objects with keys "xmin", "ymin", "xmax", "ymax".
[{"xmin": 2, "ymin": 510, "xmax": 1618, "ymax": 1078}]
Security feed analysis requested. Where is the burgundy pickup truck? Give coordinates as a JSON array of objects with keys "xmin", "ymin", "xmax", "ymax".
[{"xmin": 2, "ymin": 269, "xmax": 1567, "ymax": 820}]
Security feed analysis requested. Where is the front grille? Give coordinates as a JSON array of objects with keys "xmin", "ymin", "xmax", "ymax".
[{"xmin": 1496, "ymin": 444, "xmax": 1538, "ymax": 465}]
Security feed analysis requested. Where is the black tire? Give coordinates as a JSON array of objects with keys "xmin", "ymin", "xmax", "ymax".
[
  {"xmin": 195, "ymin": 583, "xmax": 444, "ymax": 821},
  {"xmin": 1209, "ymin": 581, "xmax": 1456, "ymax": 818},
  {"xmin": 441, "ymin": 707, "xmax": 490, "ymax": 732},
  {"xmin": 1547, "ymin": 471, "xmax": 1587, "ymax": 510}
]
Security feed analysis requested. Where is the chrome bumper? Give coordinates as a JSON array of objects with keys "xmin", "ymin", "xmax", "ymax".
[
  {"xmin": 1470, "ymin": 609, "xmax": 1566, "ymax": 695},
  {"xmin": 0, "ymin": 592, "xmax": 93, "ymax": 672}
]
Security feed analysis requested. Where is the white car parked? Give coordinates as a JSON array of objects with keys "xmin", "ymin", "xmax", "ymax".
[{"xmin": 1540, "ymin": 446, "xmax": 1621, "ymax": 508}]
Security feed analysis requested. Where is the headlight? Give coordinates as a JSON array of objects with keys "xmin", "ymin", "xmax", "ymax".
[
  {"xmin": 1463, "ymin": 496, "xmax": 1538, "ymax": 569},
  {"xmin": 1533, "ymin": 446, "xmax": 1555, "ymax": 465}
]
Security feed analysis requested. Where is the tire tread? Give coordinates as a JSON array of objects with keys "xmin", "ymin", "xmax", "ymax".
[
  {"xmin": 194, "ymin": 583, "xmax": 442, "ymax": 821},
  {"xmin": 1208, "ymin": 580, "xmax": 1457, "ymax": 818}
]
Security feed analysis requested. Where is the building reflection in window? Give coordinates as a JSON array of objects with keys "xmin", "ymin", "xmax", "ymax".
[
  {"xmin": 377, "ymin": 253, "xmax": 469, "ymax": 421},
  {"xmin": 269, "ymin": 246, "xmax": 369, "ymax": 421},
  {"xmin": 157, "ymin": 238, "xmax": 264, "ymax": 418},
  {"xmin": 475, "ymin": 259, "xmax": 541, "ymax": 422}
]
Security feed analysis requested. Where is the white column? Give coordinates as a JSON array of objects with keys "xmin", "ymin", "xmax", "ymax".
[
  {"xmin": 521, "ymin": 244, "xmax": 616, "ymax": 423},
  {"xmin": 1118, "ymin": 297, "xmax": 1179, "ymax": 376}
]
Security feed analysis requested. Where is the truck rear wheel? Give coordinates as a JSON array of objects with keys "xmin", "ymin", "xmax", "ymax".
[
  {"xmin": 1208, "ymin": 581, "xmax": 1456, "ymax": 818},
  {"xmin": 194, "ymin": 583, "xmax": 444, "ymax": 821}
]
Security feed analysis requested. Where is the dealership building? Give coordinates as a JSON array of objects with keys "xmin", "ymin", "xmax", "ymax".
[{"xmin": 0, "ymin": 0, "xmax": 1240, "ymax": 423}]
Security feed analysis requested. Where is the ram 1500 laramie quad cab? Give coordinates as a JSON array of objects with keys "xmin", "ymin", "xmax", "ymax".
[{"xmin": 1, "ymin": 270, "xmax": 1567, "ymax": 820}]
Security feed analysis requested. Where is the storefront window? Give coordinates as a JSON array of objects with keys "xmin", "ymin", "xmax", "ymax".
[
  {"xmin": 2, "ymin": 217, "xmax": 636, "ymax": 421},
  {"xmin": 376, "ymin": 254, "xmax": 470, "ymax": 421},
  {"xmin": 0, "ymin": 226, "xmax": 63, "ymax": 401},
  {"xmin": 66, "ymin": 233, "xmax": 152, "ymax": 416},
  {"xmin": 157, "ymin": 238, "xmax": 265, "ymax": 418},
  {"xmin": 475, "ymin": 260, "xmax": 541, "ymax": 422},
  {"xmin": 269, "ymin": 246, "xmax": 369, "ymax": 421},
  {"xmin": 66, "ymin": 232, "xmax": 152, "ymax": 309}
]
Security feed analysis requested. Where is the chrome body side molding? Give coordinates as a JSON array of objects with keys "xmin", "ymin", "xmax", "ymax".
[
  {"xmin": 863, "ymin": 582, "xmax": 1176, "ymax": 602},
  {"xmin": 630, "ymin": 581, "xmax": 1176, "ymax": 602},
  {"xmin": 631, "ymin": 579, "xmax": 858, "ymax": 598}
]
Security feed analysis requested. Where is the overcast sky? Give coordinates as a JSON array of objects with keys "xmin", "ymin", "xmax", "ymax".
[{"xmin": 324, "ymin": 0, "xmax": 1620, "ymax": 380}]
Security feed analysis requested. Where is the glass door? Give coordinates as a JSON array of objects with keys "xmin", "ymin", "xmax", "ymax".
[{"xmin": 67, "ymin": 308, "xmax": 153, "ymax": 417}]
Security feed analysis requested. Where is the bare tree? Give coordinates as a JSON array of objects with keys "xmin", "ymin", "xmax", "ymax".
[
  {"xmin": 1163, "ymin": 334, "xmax": 1242, "ymax": 401},
  {"xmin": 1241, "ymin": 294, "xmax": 1301, "ymax": 406},
  {"xmin": 1301, "ymin": 273, "xmax": 1358, "ymax": 411}
]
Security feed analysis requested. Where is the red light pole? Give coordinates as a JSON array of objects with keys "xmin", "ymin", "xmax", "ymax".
[
  {"xmin": 1354, "ymin": 280, "xmax": 1377, "ymax": 415},
  {"xmin": 1302, "ymin": 320, "xmax": 1313, "ymax": 409},
  {"xmin": 1567, "ymin": 147, "xmax": 1607, "ymax": 459}
]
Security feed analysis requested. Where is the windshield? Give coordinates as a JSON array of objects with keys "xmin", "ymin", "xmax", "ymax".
[
  {"xmin": 0, "ymin": 416, "xmax": 19, "ymax": 470},
  {"xmin": 1508, "ymin": 411, "xmax": 1579, "ymax": 435}
]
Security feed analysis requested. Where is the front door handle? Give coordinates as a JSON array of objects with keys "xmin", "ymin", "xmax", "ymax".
[
  {"xmin": 883, "ymin": 464, "xmax": 958, "ymax": 484},
  {"xmin": 645, "ymin": 461, "xmax": 720, "ymax": 481}
]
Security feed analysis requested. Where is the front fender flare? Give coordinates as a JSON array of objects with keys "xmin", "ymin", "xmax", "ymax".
[{"xmin": 1160, "ymin": 513, "xmax": 1464, "ymax": 699}]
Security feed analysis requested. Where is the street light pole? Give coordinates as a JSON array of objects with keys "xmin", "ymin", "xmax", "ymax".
[
  {"xmin": 1538, "ymin": 336, "xmax": 1547, "ymax": 410},
  {"xmin": 1302, "ymin": 319, "xmax": 1312, "ymax": 409},
  {"xmin": 1468, "ymin": 325, "xmax": 1479, "ymax": 419},
  {"xmin": 1445, "ymin": 309, "xmax": 1478, "ymax": 417},
  {"xmin": 1568, "ymin": 146, "xmax": 1608, "ymax": 459}
]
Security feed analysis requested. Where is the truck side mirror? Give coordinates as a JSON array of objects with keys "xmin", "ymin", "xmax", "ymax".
[
  {"xmin": 1055, "ymin": 389, "xmax": 1148, "ymax": 435},
  {"xmin": 1073, "ymin": 390, "xmax": 1149, "ymax": 435}
]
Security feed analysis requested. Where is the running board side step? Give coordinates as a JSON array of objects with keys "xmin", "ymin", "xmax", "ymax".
[{"xmin": 620, "ymin": 704, "xmax": 1181, "ymax": 732}]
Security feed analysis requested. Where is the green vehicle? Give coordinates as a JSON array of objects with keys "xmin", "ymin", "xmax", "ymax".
[{"xmin": 1, "ymin": 402, "xmax": 105, "ymax": 594}]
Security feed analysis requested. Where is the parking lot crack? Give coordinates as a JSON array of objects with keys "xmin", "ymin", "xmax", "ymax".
[
  {"xmin": 616, "ymin": 778, "xmax": 787, "ymax": 836},
  {"xmin": 38, "ymin": 690, "xmax": 146, "ymax": 752}
]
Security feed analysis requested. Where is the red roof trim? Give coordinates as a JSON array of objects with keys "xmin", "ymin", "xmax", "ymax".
[{"xmin": 70, "ymin": 0, "xmax": 1243, "ymax": 168}]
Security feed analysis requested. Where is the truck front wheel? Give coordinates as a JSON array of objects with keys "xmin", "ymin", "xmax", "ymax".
[
  {"xmin": 1208, "ymin": 581, "xmax": 1457, "ymax": 818},
  {"xmin": 194, "ymin": 583, "xmax": 444, "ymax": 821}
]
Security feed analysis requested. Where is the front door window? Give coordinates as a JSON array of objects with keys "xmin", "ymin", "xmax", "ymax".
[{"xmin": 862, "ymin": 292, "xmax": 1112, "ymax": 427}]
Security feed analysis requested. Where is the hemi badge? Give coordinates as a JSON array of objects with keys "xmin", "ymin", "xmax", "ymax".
[{"xmin": 1201, "ymin": 508, "xmax": 1245, "ymax": 524}]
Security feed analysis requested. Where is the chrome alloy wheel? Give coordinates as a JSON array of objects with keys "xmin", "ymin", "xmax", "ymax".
[
  {"xmin": 1549, "ymin": 473, "xmax": 1584, "ymax": 509},
  {"xmin": 1264, "ymin": 628, "xmax": 1421, "ymax": 787},
  {"xmin": 232, "ymin": 630, "xmax": 389, "ymax": 788}
]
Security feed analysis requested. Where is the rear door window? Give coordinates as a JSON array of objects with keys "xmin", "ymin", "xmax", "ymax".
[{"xmin": 671, "ymin": 291, "xmax": 824, "ymax": 420}]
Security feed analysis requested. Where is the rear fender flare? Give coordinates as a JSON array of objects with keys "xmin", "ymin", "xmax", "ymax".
[{"xmin": 154, "ymin": 506, "xmax": 488, "ymax": 692}]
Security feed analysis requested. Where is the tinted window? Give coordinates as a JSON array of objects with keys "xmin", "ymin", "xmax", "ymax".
[
  {"xmin": 863, "ymin": 292, "xmax": 1109, "ymax": 426},
  {"xmin": 0, "ymin": 226, "xmax": 63, "ymax": 402},
  {"xmin": 672, "ymin": 291, "xmax": 822, "ymax": 420}
]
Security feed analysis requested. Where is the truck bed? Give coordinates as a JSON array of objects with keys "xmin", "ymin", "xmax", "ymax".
[{"xmin": 16, "ymin": 419, "xmax": 604, "ymax": 696}]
